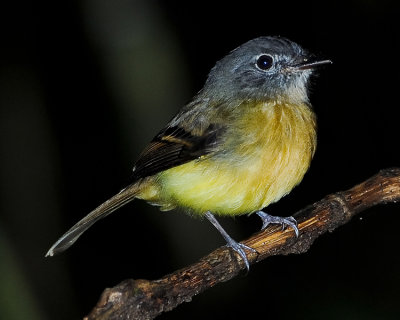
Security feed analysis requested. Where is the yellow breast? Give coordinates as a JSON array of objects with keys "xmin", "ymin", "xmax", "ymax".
[{"xmin": 140, "ymin": 101, "xmax": 317, "ymax": 216}]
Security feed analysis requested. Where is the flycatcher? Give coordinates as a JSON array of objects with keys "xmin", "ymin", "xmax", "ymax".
[{"xmin": 46, "ymin": 36, "xmax": 331, "ymax": 270}]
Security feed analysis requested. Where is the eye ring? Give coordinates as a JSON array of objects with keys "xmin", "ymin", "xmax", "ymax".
[{"xmin": 256, "ymin": 54, "xmax": 274, "ymax": 71}]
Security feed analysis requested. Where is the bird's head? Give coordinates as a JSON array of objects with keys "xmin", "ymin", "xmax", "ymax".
[{"xmin": 203, "ymin": 36, "xmax": 331, "ymax": 105}]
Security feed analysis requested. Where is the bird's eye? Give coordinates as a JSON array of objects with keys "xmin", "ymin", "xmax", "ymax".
[{"xmin": 256, "ymin": 55, "xmax": 274, "ymax": 70}]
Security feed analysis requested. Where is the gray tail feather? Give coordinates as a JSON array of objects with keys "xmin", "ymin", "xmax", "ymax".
[{"xmin": 45, "ymin": 182, "xmax": 141, "ymax": 257}]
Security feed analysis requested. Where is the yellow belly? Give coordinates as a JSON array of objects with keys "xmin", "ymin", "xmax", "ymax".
[{"xmin": 138, "ymin": 101, "xmax": 316, "ymax": 216}]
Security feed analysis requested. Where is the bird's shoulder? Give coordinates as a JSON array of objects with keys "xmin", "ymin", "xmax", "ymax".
[{"xmin": 131, "ymin": 98, "xmax": 227, "ymax": 180}]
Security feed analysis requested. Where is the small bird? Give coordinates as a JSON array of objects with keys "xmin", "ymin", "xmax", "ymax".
[{"xmin": 46, "ymin": 36, "xmax": 331, "ymax": 269}]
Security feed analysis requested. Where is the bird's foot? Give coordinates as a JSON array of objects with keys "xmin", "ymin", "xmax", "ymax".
[
  {"xmin": 225, "ymin": 237, "xmax": 257, "ymax": 271},
  {"xmin": 204, "ymin": 211, "xmax": 257, "ymax": 271},
  {"xmin": 256, "ymin": 211, "xmax": 299, "ymax": 237}
]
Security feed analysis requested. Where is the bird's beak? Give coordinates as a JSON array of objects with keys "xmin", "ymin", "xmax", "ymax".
[{"xmin": 291, "ymin": 58, "xmax": 332, "ymax": 71}]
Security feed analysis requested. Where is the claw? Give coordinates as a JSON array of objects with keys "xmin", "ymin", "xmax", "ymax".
[
  {"xmin": 205, "ymin": 211, "xmax": 257, "ymax": 271},
  {"xmin": 256, "ymin": 211, "xmax": 299, "ymax": 237},
  {"xmin": 226, "ymin": 240, "xmax": 257, "ymax": 271}
]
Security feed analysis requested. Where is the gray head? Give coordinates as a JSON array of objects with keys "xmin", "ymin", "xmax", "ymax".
[{"xmin": 201, "ymin": 36, "xmax": 331, "ymax": 104}]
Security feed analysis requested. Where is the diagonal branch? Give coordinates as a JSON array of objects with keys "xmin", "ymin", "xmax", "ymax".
[{"xmin": 84, "ymin": 168, "xmax": 400, "ymax": 320}]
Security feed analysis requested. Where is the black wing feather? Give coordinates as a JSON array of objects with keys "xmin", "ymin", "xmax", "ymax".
[{"xmin": 131, "ymin": 124, "xmax": 221, "ymax": 180}]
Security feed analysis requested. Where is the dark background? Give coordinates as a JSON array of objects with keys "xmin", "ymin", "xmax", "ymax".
[{"xmin": 1, "ymin": 0, "xmax": 399, "ymax": 319}]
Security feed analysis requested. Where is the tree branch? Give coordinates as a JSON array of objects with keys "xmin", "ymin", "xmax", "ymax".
[{"xmin": 84, "ymin": 168, "xmax": 400, "ymax": 320}]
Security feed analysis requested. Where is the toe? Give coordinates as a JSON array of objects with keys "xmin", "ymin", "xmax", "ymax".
[{"xmin": 226, "ymin": 242, "xmax": 256, "ymax": 271}]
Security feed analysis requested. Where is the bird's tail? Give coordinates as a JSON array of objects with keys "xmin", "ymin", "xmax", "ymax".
[{"xmin": 45, "ymin": 181, "xmax": 141, "ymax": 257}]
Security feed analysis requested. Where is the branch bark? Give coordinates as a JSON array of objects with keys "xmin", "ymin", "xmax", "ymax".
[{"xmin": 85, "ymin": 168, "xmax": 400, "ymax": 320}]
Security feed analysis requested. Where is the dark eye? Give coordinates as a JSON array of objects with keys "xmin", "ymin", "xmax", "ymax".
[{"xmin": 256, "ymin": 55, "xmax": 273, "ymax": 70}]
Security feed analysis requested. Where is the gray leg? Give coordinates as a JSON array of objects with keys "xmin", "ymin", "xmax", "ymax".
[
  {"xmin": 205, "ymin": 211, "xmax": 256, "ymax": 271},
  {"xmin": 256, "ymin": 211, "xmax": 299, "ymax": 237}
]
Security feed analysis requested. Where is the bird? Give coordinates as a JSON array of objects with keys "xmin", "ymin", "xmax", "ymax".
[{"xmin": 46, "ymin": 36, "xmax": 331, "ymax": 270}]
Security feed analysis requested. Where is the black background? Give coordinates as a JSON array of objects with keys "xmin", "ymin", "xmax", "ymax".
[{"xmin": 1, "ymin": 1, "xmax": 399, "ymax": 319}]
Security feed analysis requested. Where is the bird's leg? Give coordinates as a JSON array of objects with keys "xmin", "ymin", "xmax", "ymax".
[
  {"xmin": 205, "ymin": 211, "xmax": 256, "ymax": 271},
  {"xmin": 256, "ymin": 211, "xmax": 299, "ymax": 237}
]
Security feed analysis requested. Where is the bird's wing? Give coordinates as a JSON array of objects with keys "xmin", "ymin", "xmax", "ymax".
[{"xmin": 131, "ymin": 122, "xmax": 222, "ymax": 180}]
